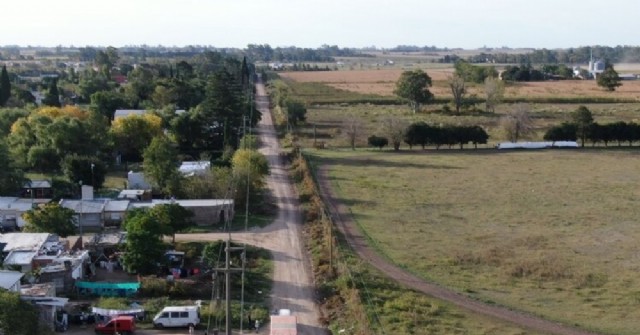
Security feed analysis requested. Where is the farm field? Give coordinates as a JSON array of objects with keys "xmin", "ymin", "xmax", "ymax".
[
  {"xmin": 279, "ymin": 65, "xmax": 640, "ymax": 101},
  {"xmin": 308, "ymin": 148, "xmax": 640, "ymax": 335}
]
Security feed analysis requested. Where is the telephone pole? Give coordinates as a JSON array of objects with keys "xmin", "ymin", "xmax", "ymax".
[{"xmin": 213, "ymin": 239, "xmax": 245, "ymax": 335}]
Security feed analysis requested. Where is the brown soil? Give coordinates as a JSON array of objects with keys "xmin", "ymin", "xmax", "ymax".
[{"xmin": 316, "ymin": 165, "xmax": 604, "ymax": 335}]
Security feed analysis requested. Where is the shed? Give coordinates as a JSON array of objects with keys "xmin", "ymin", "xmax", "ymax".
[
  {"xmin": 4, "ymin": 250, "xmax": 38, "ymax": 272},
  {"xmin": 0, "ymin": 270, "xmax": 24, "ymax": 292},
  {"xmin": 179, "ymin": 161, "xmax": 211, "ymax": 176},
  {"xmin": 117, "ymin": 189, "xmax": 151, "ymax": 201},
  {"xmin": 22, "ymin": 179, "xmax": 53, "ymax": 199}
]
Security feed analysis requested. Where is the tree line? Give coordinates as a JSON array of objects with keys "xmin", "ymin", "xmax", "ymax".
[
  {"xmin": 544, "ymin": 106, "xmax": 640, "ymax": 147},
  {"xmin": 368, "ymin": 122, "xmax": 489, "ymax": 151}
]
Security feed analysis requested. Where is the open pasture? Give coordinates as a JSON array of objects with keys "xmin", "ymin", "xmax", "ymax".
[{"xmin": 310, "ymin": 148, "xmax": 640, "ymax": 335}]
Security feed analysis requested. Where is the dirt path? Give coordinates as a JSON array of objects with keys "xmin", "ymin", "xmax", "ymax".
[
  {"xmin": 176, "ymin": 78, "xmax": 325, "ymax": 335},
  {"xmin": 316, "ymin": 165, "xmax": 604, "ymax": 335}
]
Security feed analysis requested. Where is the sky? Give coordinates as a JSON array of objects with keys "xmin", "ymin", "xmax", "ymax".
[{"xmin": 2, "ymin": 0, "xmax": 639, "ymax": 49}]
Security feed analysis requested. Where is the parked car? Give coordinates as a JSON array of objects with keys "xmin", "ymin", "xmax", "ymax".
[
  {"xmin": 94, "ymin": 315, "xmax": 135, "ymax": 335},
  {"xmin": 153, "ymin": 306, "xmax": 200, "ymax": 328}
]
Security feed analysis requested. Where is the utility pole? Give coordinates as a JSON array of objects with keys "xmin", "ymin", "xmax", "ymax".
[{"xmin": 213, "ymin": 239, "xmax": 245, "ymax": 335}]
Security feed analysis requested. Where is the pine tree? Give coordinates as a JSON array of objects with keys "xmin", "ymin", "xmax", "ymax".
[
  {"xmin": 0, "ymin": 65, "xmax": 11, "ymax": 106},
  {"xmin": 42, "ymin": 78, "xmax": 61, "ymax": 107}
]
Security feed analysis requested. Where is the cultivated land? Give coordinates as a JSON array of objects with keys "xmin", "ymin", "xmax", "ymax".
[
  {"xmin": 280, "ymin": 66, "xmax": 640, "ymax": 101},
  {"xmin": 309, "ymin": 148, "xmax": 640, "ymax": 335}
]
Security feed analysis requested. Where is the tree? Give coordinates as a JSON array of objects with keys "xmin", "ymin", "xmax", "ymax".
[
  {"xmin": 232, "ymin": 149, "xmax": 269, "ymax": 185},
  {"xmin": 42, "ymin": 78, "xmax": 61, "ymax": 107},
  {"xmin": 343, "ymin": 116, "xmax": 363, "ymax": 150},
  {"xmin": 285, "ymin": 100, "xmax": 307, "ymax": 128},
  {"xmin": 232, "ymin": 149, "xmax": 269, "ymax": 205},
  {"xmin": 143, "ymin": 136, "xmax": 182, "ymax": 195},
  {"xmin": 150, "ymin": 204, "xmax": 194, "ymax": 244},
  {"xmin": 448, "ymin": 75, "xmax": 466, "ymax": 114},
  {"xmin": 0, "ymin": 65, "xmax": 11, "ymax": 106},
  {"xmin": 484, "ymin": 77, "xmax": 504, "ymax": 113},
  {"xmin": 404, "ymin": 121, "xmax": 431, "ymax": 149},
  {"xmin": 90, "ymin": 90, "xmax": 128, "ymax": 121},
  {"xmin": 597, "ymin": 63, "xmax": 622, "ymax": 91},
  {"xmin": 61, "ymin": 155, "xmax": 107, "ymax": 188},
  {"xmin": 571, "ymin": 105, "xmax": 594, "ymax": 147},
  {"xmin": 394, "ymin": 69, "xmax": 433, "ymax": 113},
  {"xmin": 0, "ymin": 138, "xmax": 24, "ymax": 195},
  {"xmin": 544, "ymin": 123, "xmax": 577, "ymax": 144},
  {"xmin": 501, "ymin": 103, "xmax": 534, "ymax": 142},
  {"xmin": 111, "ymin": 113, "xmax": 163, "ymax": 161},
  {"xmin": 0, "ymin": 289, "xmax": 41, "ymax": 335},
  {"xmin": 367, "ymin": 135, "xmax": 388, "ymax": 150},
  {"xmin": 122, "ymin": 210, "xmax": 166, "ymax": 275},
  {"xmin": 22, "ymin": 203, "xmax": 77, "ymax": 237},
  {"xmin": 381, "ymin": 116, "xmax": 407, "ymax": 151}
]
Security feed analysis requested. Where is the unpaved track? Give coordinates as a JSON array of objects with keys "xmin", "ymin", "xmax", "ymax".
[
  {"xmin": 316, "ymin": 165, "xmax": 604, "ymax": 335},
  {"xmin": 175, "ymin": 78, "xmax": 325, "ymax": 335}
]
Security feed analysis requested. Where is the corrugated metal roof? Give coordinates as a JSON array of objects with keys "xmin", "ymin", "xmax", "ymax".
[
  {"xmin": 128, "ymin": 199, "xmax": 233, "ymax": 209},
  {"xmin": 114, "ymin": 110, "xmax": 146, "ymax": 119},
  {"xmin": 0, "ymin": 233, "xmax": 50, "ymax": 252},
  {"xmin": 23, "ymin": 180, "xmax": 52, "ymax": 188},
  {"xmin": 104, "ymin": 200, "xmax": 130, "ymax": 212},
  {"xmin": 0, "ymin": 270, "xmax": 23, "ymax": 290},
  {"xmin": 4, "ymin": 250, "xmax": 37, "ymax": 265},
  {"xmin": 59, "ymin": 200, "xmax": 106, "ymax": 214}
]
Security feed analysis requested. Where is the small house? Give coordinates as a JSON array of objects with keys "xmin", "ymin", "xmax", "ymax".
[
  {"xmin": 59, "ymin": 199, "xmax": 106, "ymax": 230},
  {"xmin": 21, "ymin": 180, "xmax": 53, "ymax": 199},
  {"xmin": 103, "ymin": 200, "xmax": 130, "ymax": 227}
]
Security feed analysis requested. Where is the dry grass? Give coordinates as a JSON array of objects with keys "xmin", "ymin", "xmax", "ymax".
[
  {"xmin": 280, "ymin": 68, "xmax": 640, "ymax": 101},
  {"xmin": 310, "ymin": 149, "xmax": 640, "ymax": 335}
]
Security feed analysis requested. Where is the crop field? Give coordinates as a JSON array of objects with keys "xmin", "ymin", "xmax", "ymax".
[
  {"xmin": 308, "ymin": 148, "xmax": 640, "ymax": 335},
  {"xmin": 279, "ymin": 66, "xmax": 640, "ymax": 101}
]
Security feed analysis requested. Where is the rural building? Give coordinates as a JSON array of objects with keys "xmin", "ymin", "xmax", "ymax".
[
  {"xmin": 59, "ymin": 199, "xmax": 106, "ymax": 230},
  {"xmin": 21, "ymin": 180, "xmax": 53, "ymax": 199},
  {"xmin": 0, "ymin": 270, "xmax": 24, "ymax": 292},
  {"xmin": 114, "ymin": 109, "xmax": 147, "ymax": 119},
  {"xmin": 21, "ymin": 283, "xmax": 68, "ymax": 330},
  {"xmin": 0, "ymin": 233, "xmax": 57, "ymax": 272},
  {"xmin": 103, "ymin": 200, "xmax": 130, "ymax": 227},
  {"xmin": 0, "ymin": 197, "xmax": 40, "ymax": 230},
  {"xmin": 129, "ymin": 199, "xmax": 234, "ymax": 225},
  {"xmin": 117, "ymin": 189, "xmax": 152, "ymax": 201},
  {"xmin": 179, "ymin": 161, "xmax": 211, "ymax": 176}
]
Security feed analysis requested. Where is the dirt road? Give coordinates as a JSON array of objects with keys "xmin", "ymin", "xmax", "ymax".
[
  {"xmin": 316, "ymin": 166, "xmax": 603, "ymax": 335},
  {"xmin": 176, "ymin": 79, "xmax": 325, "ymax": 335}
]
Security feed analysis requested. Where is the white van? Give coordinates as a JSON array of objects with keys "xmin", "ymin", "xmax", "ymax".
[{"xmin": 153, "ymin": 306, "xmax": 200, "ymax": 328}]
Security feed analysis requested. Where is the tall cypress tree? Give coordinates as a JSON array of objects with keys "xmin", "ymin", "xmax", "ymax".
[
  {"xmin": 42, "ymin": 78, "xmax": 61, "ymax": 107},
  {"xmin": 0, "ymin": 65, "xmax": 11, "ymax": 106}
]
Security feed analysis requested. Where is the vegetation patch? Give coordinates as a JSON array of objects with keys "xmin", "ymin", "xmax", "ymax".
[{"xmin": 308, "ymin": 149, "xmax": 640, "ymax": 335}]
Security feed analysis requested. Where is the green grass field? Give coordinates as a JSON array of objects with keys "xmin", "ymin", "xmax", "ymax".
[{"xmin": 308, "ymin": 148, "xmax": 640, "ymax": 335}]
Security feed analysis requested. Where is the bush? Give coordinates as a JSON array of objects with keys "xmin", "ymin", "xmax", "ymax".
[{"xmin": 139, "ymin": 277, "xmax": 168, "ymax": 297}]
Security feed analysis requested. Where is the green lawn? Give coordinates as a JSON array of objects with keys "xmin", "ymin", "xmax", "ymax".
[{"xmin": 309, "ymin": 148, "xmax": 640, "ymax": 335}]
